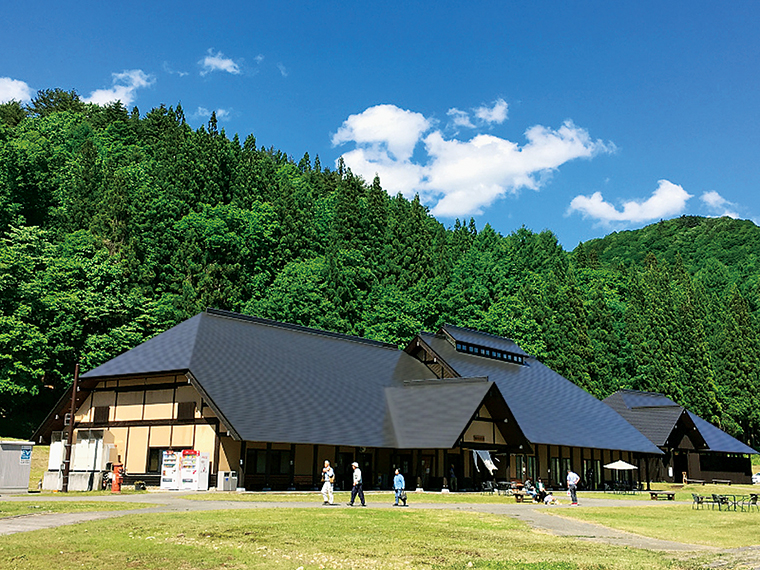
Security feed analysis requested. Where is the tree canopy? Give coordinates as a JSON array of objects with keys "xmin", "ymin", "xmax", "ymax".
[{"xmin": 1, "ymin": 91, "xmax": 758, "ymax": 447}]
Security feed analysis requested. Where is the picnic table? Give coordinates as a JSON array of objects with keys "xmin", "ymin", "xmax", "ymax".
[{"xmin": 649, "ymin": 490, "xmax": 676, "ymax": 500}]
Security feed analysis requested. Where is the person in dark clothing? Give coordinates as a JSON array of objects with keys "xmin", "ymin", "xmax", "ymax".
[{"xmin": 347, "ymin": 462, "xmax": 366, "ymax": 506}]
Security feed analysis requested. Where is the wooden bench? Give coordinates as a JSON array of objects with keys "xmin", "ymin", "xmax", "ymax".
[
  {"xmin": 712, "ymin": 479, "xmax": 732, "ymax": 485},
  {"xmin": 649, "ymin": 491, "xmax": 676, "ymax": 500},
  {"xmin": 684, "ymin": 478, "xmax": 706, "ymax": 485}
]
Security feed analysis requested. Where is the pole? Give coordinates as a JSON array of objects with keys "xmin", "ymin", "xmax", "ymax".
[{"xmin": 61, "ymin": 363, "xmax": 80, "ymax": 493}]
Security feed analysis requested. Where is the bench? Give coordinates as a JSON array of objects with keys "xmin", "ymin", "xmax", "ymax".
[
  {"xmin": 684, "ymin": 478, "xmax": 706, "ymax": 485},
  {"xmin": 712, "ymin": 479, "xmax": 732, "ymax": 485},
  {"xmin": 649, "ymin": 491, "xmax": 676, "ymax": 500},
  {"xmin": 513, "ymin": 491, "xmax": 526, "ymax": 503}
]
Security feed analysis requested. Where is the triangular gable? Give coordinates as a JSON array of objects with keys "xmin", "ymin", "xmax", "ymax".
[{"xmin": 385, "ymin": 379, "xmax": 531, "ymax": 451}]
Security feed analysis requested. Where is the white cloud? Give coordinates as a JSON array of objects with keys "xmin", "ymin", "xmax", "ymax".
[
  {"xmin": 199, "ymin": 49, "xmax": 241, "ymax": 76},
  {"xmin": 332, "ymin": 104, "xmax": 432, "ymax": 162},
  {"xmin": 277, "ymin": 63, "xmax": 288, "ymax": 77},
  {"xmin": 568, "ymin": 179, "xmax": 692, "ymax": 223},
  {"xmin": 195, "ymin": 106, "xmax": 232, "ymax": 121},
  {"xmin": 474, "ymin": 98, "xmax": 508, "ymax": 124},
  {"xmin": 162, "ymin": 61, "xmax": 189, "ymax": 77},
  {"xmin": 700, "ymin": 190, "xmax": 740, "ymax": 218},
  {"xmin": 84, "ymin": 70, "xmax": 154, "ymax": 106},
  {"xmin": 447, "ymin": 107, "xmax": 475, "ymax": 129},
  {"xmin": 446, "ymin": 98, "xmax": 508, "ymax": 130},
  {"xmin": 0, "ymin": 77, "xmax": 33, "ymax": 103},
  {"xmin": 333, "ymin": 104, "xmax": 610, "ymax": 216}
]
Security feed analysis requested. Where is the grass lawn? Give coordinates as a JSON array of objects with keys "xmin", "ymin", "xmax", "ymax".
[
  {"xmin": 583, "ymin": 481, "xmax": 759, "ymax": 502},
  {"xmin": 0, "ymin": 501, "xmax": 151, "ymax": 518},
  {"xmin": 187, "ymin": 490, "xmax": 546, "ymax": 504},
  {"xmin": 0, "ymin": 507, "xmax": 703, "ymax": 570},
  {"xmin": 548, "ymin": 503, "xmax": 760, "ymax": 548}
]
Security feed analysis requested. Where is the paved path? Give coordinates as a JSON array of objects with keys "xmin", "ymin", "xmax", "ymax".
[{"xmin": 0, "ymin": 492, "xmax": 716, "ymax": 553}]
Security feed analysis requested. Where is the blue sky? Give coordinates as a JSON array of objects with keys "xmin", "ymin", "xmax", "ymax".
[{"xmin": 2, "ymin": 1, "xmax": 759, "ymax": 248}]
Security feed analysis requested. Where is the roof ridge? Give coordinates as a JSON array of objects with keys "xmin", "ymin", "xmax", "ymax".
[
  {"xmin": 402, "ymin": 376, "xmax": 489, "ymax": 386},
  {"xmin": 205, "ymin": 308, "xmax": 399, "ymax": 350},
  {"xmin": 443, "ymin": 323, "xmax": 518, "ymax": 344}
]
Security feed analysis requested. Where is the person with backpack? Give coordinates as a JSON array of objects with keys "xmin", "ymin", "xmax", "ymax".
[
  {"xmin": 393, "ymin": 468, "xmax": 407, "ymax": 506},
  {"xmin": 321, "ymin": 460, "xmax": 335, "ymax": 505}
]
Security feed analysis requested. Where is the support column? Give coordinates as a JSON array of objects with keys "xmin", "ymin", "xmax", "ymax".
[{"xmin": 239, "ymin": 441, "xmax": 247, "ymax": 490}]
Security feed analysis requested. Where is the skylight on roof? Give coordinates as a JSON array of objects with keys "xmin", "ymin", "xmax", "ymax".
[{"xmin": 454, "ymin": 341, "xmax": 525, "ymax": 365}]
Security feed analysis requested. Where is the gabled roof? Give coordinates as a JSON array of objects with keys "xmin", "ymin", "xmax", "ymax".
[
  {"xmin": 83, "ymin": 309, "xmax": 439, "ymax": 448},
  {"xmin": 604, "ymin": 391, "xmax": 688, "ymax": 447},
  {"xmin": 385, "ymin": 378, "xmax": 493, "ymax": 449},
  {"xmin": 416, "ymin": 328, "xmax": 663, "ymax": 455},
  {"xmin": 603, "ymin": 389, "xmax": 757, "ymax": 455}
]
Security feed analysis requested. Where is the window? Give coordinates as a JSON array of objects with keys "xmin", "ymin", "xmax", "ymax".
[
  {"xmin": 246, "ymin": 449, "xmax": 292, "ymax": 475},
  {"xmin": 93, "ymin": 406, "xmax": 110, "ymax": 425},
  {"xmin": 177, "ymin": 401, "xmax": 196, "ymax": 421},
  {"xmin": 514, "ymin": 455, "xmax": 525, "ymax": 480},
  {"xmin": 550, "ymin": 457, "xmax": 560, "ymax": 486},
  {"xmin": 527, "ymin": 455, "xmax": 536, "ymax": 481}
]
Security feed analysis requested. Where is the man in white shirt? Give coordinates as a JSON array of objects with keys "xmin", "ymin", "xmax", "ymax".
[
  {"xmin": 321, "ymin": 460, "xmax": 334, "ymax": 505},
  {"xmin": 347, "ymin": 462, "xmax": 366, "ymax": 506},
  {"xmin": 567, "ymin": 469, "xmax": 580, "ymax": 505}
]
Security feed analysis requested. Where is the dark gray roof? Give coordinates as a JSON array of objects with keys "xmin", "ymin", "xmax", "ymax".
[
  {"xmin": 687, "ymin": 412, "xmax": 758, "ymax": 454},
  {"xmin": 604, "ymin": 391, "xmax": 685, "ymax": 446},
  {"xmin": 420, "ymin": 329, "xmax": 663, "ymax": 454},
  {"xmin": 385, "ymin": 379, "xmax": 492, "ymax": 449},
  {"xmin": 443, "ymin": 324, "xmax": 529, "ymax": 356},
  {"xmin": 84, "ymin": 309, "xmax": 437, "ymax": 448},
  {"xmin": 82, "ymin": 311, "xmax": 203, "ymax": 378},
  {"xmin": 604, "ymin": 389, "xmax": 757, "ymax": 455},
  {"xmin": 621, "ymin": 391, "xmax": 680, "ymax": 409}
]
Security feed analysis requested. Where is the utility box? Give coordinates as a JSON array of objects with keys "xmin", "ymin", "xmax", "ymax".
[
  {"xmin": 0, "ymin": 441, "xmax": 34, "ymax": 493},
  {"xmin": 216, "ymin": 471, "xmax": 238, "ymax": 491}
]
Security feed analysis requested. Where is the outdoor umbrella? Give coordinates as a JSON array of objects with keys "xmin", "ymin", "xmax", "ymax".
[{"xmin": 604, "ymin": 460, "xmax": 638, "ymax": 470}]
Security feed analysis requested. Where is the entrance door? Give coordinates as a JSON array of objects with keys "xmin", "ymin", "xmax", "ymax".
[
  {"xmin": 673, "ymin": 451, "xmax": 688, "ymax": 482},
  {"xmin": 336, "ymin": 452, "xmax": 354, "ymax": 491},
  {"xmin": 359, "ymin": 452, "xmax": 373, "ymax": 489},
  {"xmin": 420, "ymin": 454, "xmax": 435, "ymax": 489}
]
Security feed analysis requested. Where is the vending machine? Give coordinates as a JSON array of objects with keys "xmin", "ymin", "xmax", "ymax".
[
  {"xmin": 160, "ymin": 450, "xmax": 181, "ymax": 490},
  {"xmin": 180, "ymin": 450, "xmax": 210, "ymax": 491}
]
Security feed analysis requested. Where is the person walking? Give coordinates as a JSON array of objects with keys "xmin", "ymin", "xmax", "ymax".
[
  {"xmin": 393, "ymin": 468, "xmax": 407, "ymax": 506},
  {"xmin": 347, "ymin": 462, "xmax": 366, "ymax": 506},
  {"xmin": 321, "ymin": 460, "xmax": 335, "ymax": 505},
  {"xmin": 567, "ymin": 469, "xmax": 580, "ymax": 505}
]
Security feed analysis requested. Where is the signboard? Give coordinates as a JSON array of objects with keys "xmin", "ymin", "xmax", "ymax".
[{"xmin": 19, "ymin": 446, "xmax": 32, "ymax": 465}]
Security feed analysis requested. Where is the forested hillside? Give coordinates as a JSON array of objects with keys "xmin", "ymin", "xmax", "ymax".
[{"xmin": 1, "ymin": 90, "xmax": 758, "ymax": 448}]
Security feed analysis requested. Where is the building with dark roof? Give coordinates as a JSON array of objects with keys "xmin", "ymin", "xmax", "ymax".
[
  {"xmin": 36, "ymin": 309, "xmax": 673, "ymax": 491},
  {"xmin": 603, "ymin": 390, "xmax": 757, "ymax": 484}
]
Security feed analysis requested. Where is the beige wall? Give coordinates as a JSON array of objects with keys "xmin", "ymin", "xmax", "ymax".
[{"xmin": 67, "ymin": 374, "xmax": 223, "ymax": 474}]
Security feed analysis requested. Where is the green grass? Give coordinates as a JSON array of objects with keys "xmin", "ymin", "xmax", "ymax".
[
  {"xmin": 0, "ymin": 501, "xmax": 151, "ymax": 519},
  {"xmin": 549, "ymin": 503, "xmax": 760, "ymax": 548},
  {"xmin": 187, "ymin": 490, "xmax": 545, "ymax": 504},
  {"xmin": 0, "ymin": 507, "xmax": 703, "ymax": 570},
  {"xmin": 583, "ymin": 481, "xmax": 759, "ymax": 502}
]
